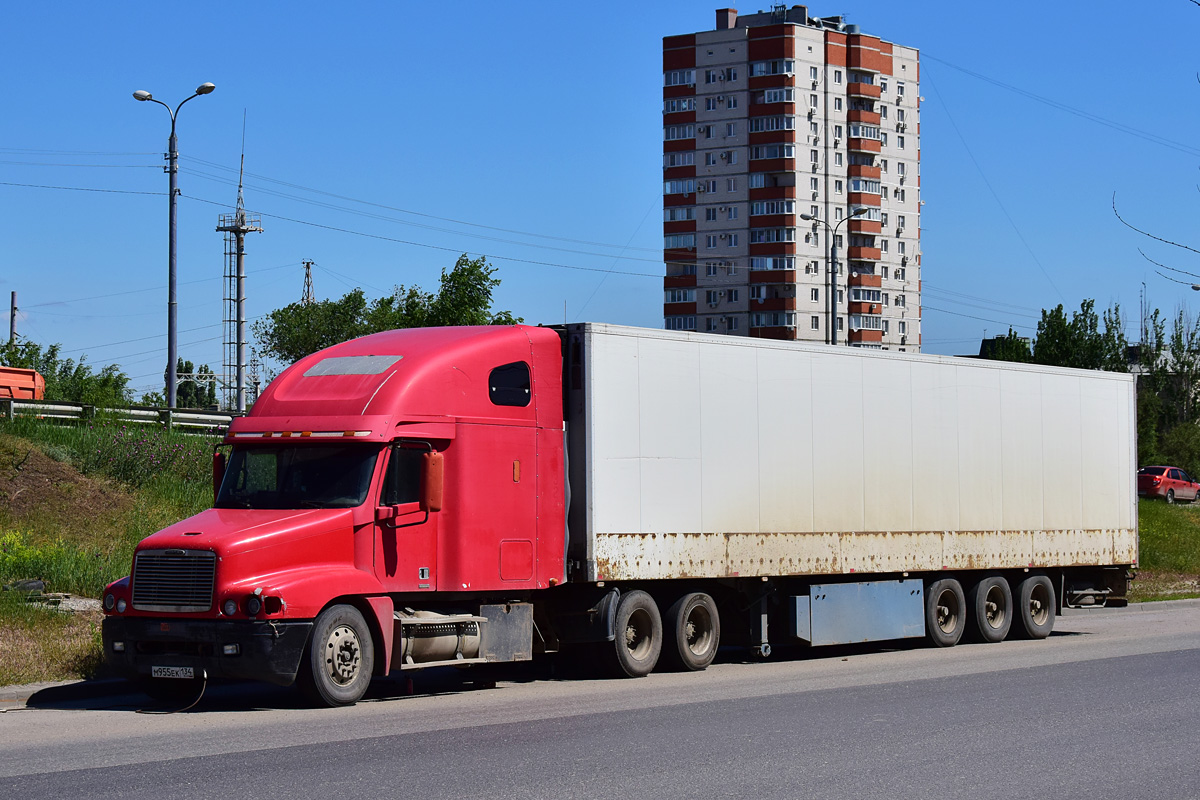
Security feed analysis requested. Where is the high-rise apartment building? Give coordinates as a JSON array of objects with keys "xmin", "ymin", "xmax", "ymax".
[{"xmin": 663, "ymin": 6, "xmax": 921, "ymax": 350}]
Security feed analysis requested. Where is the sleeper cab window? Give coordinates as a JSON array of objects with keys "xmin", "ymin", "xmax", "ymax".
[{"xmin": 489, "ymin": 361, "xmax": 531, "ymax": 407}]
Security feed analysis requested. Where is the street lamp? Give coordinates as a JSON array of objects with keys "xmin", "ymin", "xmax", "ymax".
[
  {"xmin": 800, "ymin": 207, "xmax": 870, "ymax": 346},
  {"xmin": 133, "ymin": 82, "xmax": 216, "ymax": 409}
]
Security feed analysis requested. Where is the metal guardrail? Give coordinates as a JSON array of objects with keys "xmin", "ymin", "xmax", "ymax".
[{"xmin": 0, "ymin": 399, "xmax": 235, "ymax": 432}]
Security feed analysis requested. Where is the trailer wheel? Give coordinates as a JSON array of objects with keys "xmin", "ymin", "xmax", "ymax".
[
  {"xmin": 967, "ymin": 575, "xmax": 1012, "ymax": 643},
  {"xmin": 925, "ymin": 578, "xmax": 966, "ymax": 647},
  {"xmin": 299, "ymin": 604, "xmax": 374, "ymax": 706},
  {"xmin": 1014, "ymin": 575, "xmax": 1055, "ymax": 640},
  {"xmin": 663, "ymin": 592, "xmax": 720, "ymax": 671},
  {"xmin": 607, "ymin": 590, "xmax": 662, "ymax": 677}
]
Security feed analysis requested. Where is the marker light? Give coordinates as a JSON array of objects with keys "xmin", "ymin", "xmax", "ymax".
[
  {"xmin": 222, "ymin": 643, "xmax": 240, "ymax": 656},
  {"xmin": 112, "ymin": 641, "xmax": 125, "ymax": 653},
  {"xmin": 223, "ymin": 599, "xmax": 239, "ymax": 617},
  {"xmin": 116, "ymin": 598, "xmax": 127, "ymax": 613}
]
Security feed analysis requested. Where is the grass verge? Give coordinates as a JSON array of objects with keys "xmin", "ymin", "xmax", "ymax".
[
  {"xmin": 0, "ymin": 591, "xmax": 104, "ymax": 685},
  {"xmin": 1130, "ymin": 498, "xmax": 1200, "ymax": 601}
]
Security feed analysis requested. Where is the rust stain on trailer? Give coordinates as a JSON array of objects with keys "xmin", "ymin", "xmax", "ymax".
[{"xmin": 591, "ymin": 528, "xmax": 1136, "ymax": 581}]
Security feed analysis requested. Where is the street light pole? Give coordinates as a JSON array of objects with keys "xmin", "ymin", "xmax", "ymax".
[
  {"xmin": 801, "ymin": 208, "xmax": 869, "ymax": 346},
  {"xmin": 133, "ymin": 82, "xmax": 216, "ymax": 409}
]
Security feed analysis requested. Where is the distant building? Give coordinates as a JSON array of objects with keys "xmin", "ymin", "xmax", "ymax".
[
  {"xmin": 978, "ymin": 334, "xmax": 1032, "ymax": 360},
  {"xmin": 662, "ymin": 6, "xmax": 921, "ymax": 350}
]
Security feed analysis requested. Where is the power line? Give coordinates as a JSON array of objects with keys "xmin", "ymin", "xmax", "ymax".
[
  {"xmin": 0, "ymin": 147, "xmax": 160, "ymax": 156},
  {"xmin": 0, "ymin": 160, "xmax": 158, "ymax": 168},
  {"xmin": 0, "ymin": 181, "xmax": 164, "ymax": 196},
  {"xmin": 181, "ymin": 155, "xmax": 663, "ymax": 254},
  {"xmin": 21, "ymin": 262, "xmax": 300, "ymax": 309},
  {"xmin": 922, "ymin": 303, "xmax": 1034, "ymax": 330}
]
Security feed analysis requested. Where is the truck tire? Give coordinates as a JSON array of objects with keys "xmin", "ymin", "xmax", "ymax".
[
  {"xmin": 1014, "ymin": 575, "xmax": 1055, "ymax": 640},
  {"xmin": 925, "ymin": 578, "xmax": 966, "ymax": 647},
  {"xmin": 662, "ymin": 592, "xmax": 720, "ymax": 671},
  {"xmin": 966, "ymin": 575, "xmax": 1012, "ymax": 643},
  {"xmin": 606, "ymin": 590, "xmax": 662, "ymax": 678},
  {"xmin": 299, "ymin": 604, "xmax": 375, "ymax": 706}
]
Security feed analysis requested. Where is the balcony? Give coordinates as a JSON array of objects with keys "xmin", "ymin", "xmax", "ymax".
[
  {"xmin": 749, "ymin": 269, "xmax": 796, "ymax": 283},
  {"xmin": 846, "ymin": 246, "xmax": 881, "ymax": 260},
  {"xmin": 848, "ymin": 164, "xmax": 881, "ymax": 180},
  {"xmin": 847, "ymin": 82, "xmax": 881, "ymax": 99},
  {"xmin": 664, "ymin": 274, "xmax": 697, "ymax": 289},
  {"xmin": 847, "ymin": 109, "xmax": 880, "ymax": 125},
  {"xmin": 848, "ymin": 218, "xmax": 881, "ymax": 235},
  {"xmin": 750, "ymin": 327, "xmax": 797, "ymax": 341},
  {"xmin": 663, "ymin": 301, "xmax": 697, "ymax": 316},
  {"xmin": 752, "ymin": 296, "xmax": 797, "ymax": 312},
  {"xmin": 848, "ymin": 273, "xmax": 882, "ymax": 288},
  {"xmin": 847, "ymin": 137, "xmax": 881, "ymax": 153},
  {"xmin": 849, "ymin": 329, "xmax": 884, "ymax": 344}
]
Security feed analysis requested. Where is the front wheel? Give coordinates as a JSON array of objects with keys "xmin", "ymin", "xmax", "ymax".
[{"xmin": 299, "ymin": 604, "xmax": 374, "ymax": 707}]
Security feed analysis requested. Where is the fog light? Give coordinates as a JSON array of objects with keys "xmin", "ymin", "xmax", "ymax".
[
  {"xmin": 116, "ymin": 598, "xmax": 127, "ymax": 613},
  {"xmin": 222, "ymin": 643, "xmax": 240, "ymax": 656},
  {"xmin": 245, "ymin": 595, "xmax": 262, "ymax": 616},
  {"xmin": 223, "ymin": 599, "xmax": 238, "ymax": 617},
  {"xmin": 112, "ymin": 641, "xmax": 125, "ymax": 653},
  {"xmin": 104, "ymin": 594, "xmax": 115, "ymax": 611}
]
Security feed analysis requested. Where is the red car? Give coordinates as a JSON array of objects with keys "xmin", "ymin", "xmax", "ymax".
[{"xmin": 1137, "ymin": 466, "xmax": 1200, "ymax": 503}]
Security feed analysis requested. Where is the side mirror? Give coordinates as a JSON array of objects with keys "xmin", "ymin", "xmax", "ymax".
[
  {"xmin": 212, "ymin": 451, "xmax": 226, "ymax": 506},
  {"xmin": 421, "ymin": 451, "xmax": 444, "ymax": 512}
]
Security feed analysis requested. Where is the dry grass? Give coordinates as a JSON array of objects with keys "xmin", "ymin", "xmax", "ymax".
[
  {"xmin": 0, "ymin": 593, "xmax": 105, "ymax": 685},
  {"xmin": 1128, "ymin": 571, "xmax": 1200, "ymax": 602}
]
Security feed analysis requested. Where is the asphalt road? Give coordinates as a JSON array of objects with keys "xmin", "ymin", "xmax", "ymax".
[{"xmin": 2, "ymin": 600, "xmax": 1198, "ymax": 800}]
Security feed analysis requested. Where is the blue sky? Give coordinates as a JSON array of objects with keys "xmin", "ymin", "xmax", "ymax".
[{"xmin": 2, "ymin": 1, "xmax": 1198, "ymax": 397}]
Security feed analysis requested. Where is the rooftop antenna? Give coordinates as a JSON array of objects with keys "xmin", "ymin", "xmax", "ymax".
[{"xmin": 217, "ymin": 110, "xmax": 263, "ymax": 414}]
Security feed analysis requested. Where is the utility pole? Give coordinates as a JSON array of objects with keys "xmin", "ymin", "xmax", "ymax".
[
  {"xmin": 217, "ymin": 152, "xmax": 262, "ymax": 415},
  {"xmin": 8, "ymin": 291, "xmax": 15, "ymax": 345},
  {"xmin": 302, "ymin": 260, "xmax": 315, "ymax": 304}
]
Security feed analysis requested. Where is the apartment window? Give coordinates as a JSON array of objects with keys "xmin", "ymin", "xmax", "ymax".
[
  {"xmin": 809, "ymin": 93, "xmax": 819, "ymax": 108},
  {"xmin": 727, "ymin": 317, "xmax": 739, "ymax": 331},
  {"xmin": 665, "ymin": 315, "xmax": 696, "ymax": 331},
  {"xmin": 727, "ymin": 262, "xmax": 737, "ymax": 275},
  {"xmin": 750, "ymin": 199, "xmax": 795, "ymax": 215},
  {"xmin": 664, "ymin": 288, "xmax": 695, "ymax": 303},
  {"xmin": 728, "ymin": 96, "xmax": 738, "ymax": 109},
  {"xmin": 760, "ymin": 87, "xmax": 795, "ymax": 104},
  {"xmin": 810, "ymin": 177, "xmax": 819, "ymax": 191},
  {"xmin": 750, "ymin": 59, "xmax": 795, "ymax": 76},
  {"xmin": 837, "ymin": 317, "xmax": 844, "ymax": 331},
  {"xmin": 881, "ymin": 240, "xmax": 888, "ymax": 252},
  {"xmin": 750, "ymin": 227, "xmax": 795, "ymax": 244},
  {"xmin": 810, "ymin": 205, "xmax": 819, "ymax": 217},
  {"xmin": 835, "ymin": 125, "xmax": 843, "ymax": 139},
  {"xmin": 706, "ymin": 235, "xmax": 718, "ymax": 249},
  {"xmin": 810, "ymin": 149, "xmax": 819, "ymax": 163},
  {"xmin": 835, "ymin": 207, "xmax": 843, "ymax": 220},
  {"xmin": 810, "ymin": 121, "xmax": 819, "ymax": 134},
  {"xmin": 849, "ymin": 205, "xmax": 880, "ymax": 221},
  {"xmin": 700, "ymin": 179, "xmax": 717, "ymax": 193},
  {"xmin": 897, "ymin": 135, "xmax": 905, "ymax": 150},
  {"xmin": 834, "ymin": 98, "xmax": 843, "ymax": 111},
  {"xmin": 728, "ymin": 234, "xmax": 739, "ymax": 246},
  {"xmin": 705, "ymin": 317, "xmax": 720, "ymax": 332},
  {"xmin": 703, "ymin": 125, "xmax": 715, "ymax": 139},
  {"xmin": 898, "ymin": 189, "xmax": 906, "ymax": 202},
  {"xmin": 751, "ymin": 312, "xmax": 795, "ymax": 327},
  {"xmin": 750, "ymin": 285, "xmax": 766, "ymax": 300},
  {"xmin": 850, "ymin": 288, "xmax": 882, "ymax": 303},
  {"xmin": 834, "ymin": 69, "xmax": 843, "ymax": 84},
  {"xmin": 880, "ymin": 132, "xmax": 888, "ymax": 146},
  {"xmin": 835, "ymin": 153, "xmax": 843, "ymax": 166},
  {"xmin": 664, "ymin": 124, "xmax": 695, "ymax": 141},
  {"xmin": 705, "ymin": 69, "xmax": 720, "ymax": 84},
  {"xmin": 749, "ymin": 116, "xmax": 797, "ymax": 133},
  {"xmin": 849, "ymin": 314, "xmax": 883, "ymax": 331},
  {"xmin": 706, "ymin": 262, "xmax": 719, "ymax": 276},
  {"xmin": 882, "ymin": 292, "xmax": 889, "ymax": 305},
  {"xmin": 706, "ymin": 152, "xmax": 718, "ymax": 166},
  {"xmin": 664, "ymin": 234, "xmax": 695, "ymax": 250},
  {"xmin": 899, "ymin": 321, "xmax": 907, "ymax": 334},
  {"xmin": 663, "ymin": 98, "xmax": 696, "ymax": 113},
  {"xmin": 727, "ymin": 207, "xmax": 738, "ymax": 220},
  {"xmin": 897, "ymin": 108, "xmax": 906, "ymax": 122},
  {"xmin": 809, "ymin": 66, "xmax": 819, "ymax": 80},
  {"xmin": 665, "ymin": 69, "xmax": 696, "ymax": 87},
  {"xmin": 835, "ymin": 180, "xmax": 843, "ymax": 194},
  {"xmin": 669, "ymin": 262, "xmax": 697, "ymax": 276},
  {"xmin": 898, "ymin": 241, "xmax": 906, "ymax": 254},
  {"xmin": 811, "ymin": 315, "xmax": 820, "ymax": 330},
  {"xmin": 749, "ymin": 173, "xmax": 766, "ymax": 188},
  {"xmin": 897, "ymin": 162, "xmax": 906, "ymax": 175},
  {"xmin": 750, "ymin": 256, "xmax": 794, "ymax": 270},
  {"xmin": 837, "ymin": 289, "xmax": 844, "ymax": 303},
  {"xmin": 705, "ymin": 290, "xmax": 720, "ymax": 304},
  {"xmin": 897, "ymin": 215, "xmax": 906, "ymax": 228},
  {"xmin": 881, "ymin": 212, "xmax": 889, "ymax": 226},
  {"xmin": 879, "ymin": 105, "xmax": 887, "ymax": 119},
  {"xmin": 728, "ymin": 289, "xmax": 740, "ymax": 302},
  {"xmin": 880, "ymin": 78, "xmax": 888, "ymax": 93},
  {"xmin": 850, "ymin": 178, "xmax": 881, "ymax": 194},
  {"xmin": 896, "ymin": 82, "xmax": 906, "ymax": 96},
  {"xmin": 849, "ymin": 124, "xmax": 880, "ymax": 140},
  {"xmin": 726, "ymin": 122, "xmax": 737, "ymax": 136},
  {"xmin": 897, "ymin": 294, "xmax": 907, "ymax": 308},
  {"xmin": 705, "ymin": 97, "xmax": 719, "ymax": 111},
  {"xmin": 727, "ymin": 177, "xmax": 737, "ymax": 191},
  {"xmin": 724, "ymin": 67, "xmax": 738, "ymax": 82},
  {"xmin": 663, "ymin": 207, "xmax": 695, "ymax": 222},
  {"xmin": 663, "ymin": 152, "xmax": 695, "ymax": 168},
  {"xmin": 750, "ymin": 144, "xmax": 796, "ymax": 160},
  {"xmin": 880, "ymin": 159, "xmax": 888, "ymax": 172},
  {"xmin": 706, "ymin": 207, "xmax": 718, "ymax": 221},
  {"xmin": 834, "ymin": 234, "xmax": 843, "ymax": 248},
  {"xmin": 810, "ymin": 288, "xmax": 820, "ymax": 302}
]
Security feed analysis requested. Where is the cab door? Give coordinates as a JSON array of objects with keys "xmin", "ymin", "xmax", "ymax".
[{"xmin": 374, "ymin": 441, "xmax": 439, "ymax": 592}]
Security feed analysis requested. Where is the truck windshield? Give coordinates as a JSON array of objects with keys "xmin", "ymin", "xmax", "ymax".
[{"xmin": 216, "ymin": 444, "xmax": 380, "ymax": 509}]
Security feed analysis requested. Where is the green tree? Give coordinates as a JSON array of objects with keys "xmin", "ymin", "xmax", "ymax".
[
  {"xmin": 170, "ymin": 359, "xmax": 217, "ymax": 409},
  {"xmin": 0, "ymin": 339, "xmax": 129, "ymax": 406},
  {"xmin": 1031, "ymin": 299, "xmax": 1127, "ymax": 372},
  {"xmin": 978, "ymin": 328, "xmax": 1032, "ymax": 363},
  {"xmin": 253, "ymin": 254, "xmax": 520, "ymax": 365}
]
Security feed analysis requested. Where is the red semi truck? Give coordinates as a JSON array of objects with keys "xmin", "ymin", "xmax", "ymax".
[{"xmin": 102, "ymin": 323, "xmax": 1137, "ymax": 705}]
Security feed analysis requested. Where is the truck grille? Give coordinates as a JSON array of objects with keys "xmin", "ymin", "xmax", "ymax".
[{"xmin": 131, "ymin": 549, "xmax": 216, "ymax": 612}]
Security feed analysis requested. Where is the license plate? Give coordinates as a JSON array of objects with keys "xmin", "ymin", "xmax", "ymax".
[{"xmin": 151, "ymin": 666, "xmax": 194, "ymax": 680}]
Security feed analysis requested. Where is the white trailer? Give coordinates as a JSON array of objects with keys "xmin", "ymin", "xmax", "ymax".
[{"xmin": 561, "ymin": 323, "xmax": 1136, "ymax": 660}]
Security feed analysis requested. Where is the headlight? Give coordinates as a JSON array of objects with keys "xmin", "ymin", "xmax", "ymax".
[
  {"xmin": 223, "ymin": 599, "xmax": 238, "ymax": 617},
  {"xmin": 104, "ymin": 593, "xmax": 115, "ymax": 611},
  {"xmin": 245, "ymin": 595, "xmax": 262, "ymax": 616},
  {"xmin": 116, "ymin": 598, "xmax": 127, "ymax": 613}
]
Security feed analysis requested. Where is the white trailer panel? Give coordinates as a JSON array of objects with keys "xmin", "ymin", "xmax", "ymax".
[{"xmin": 564, "ymin": 324, "xmax": 1138, "ymax": 582}]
